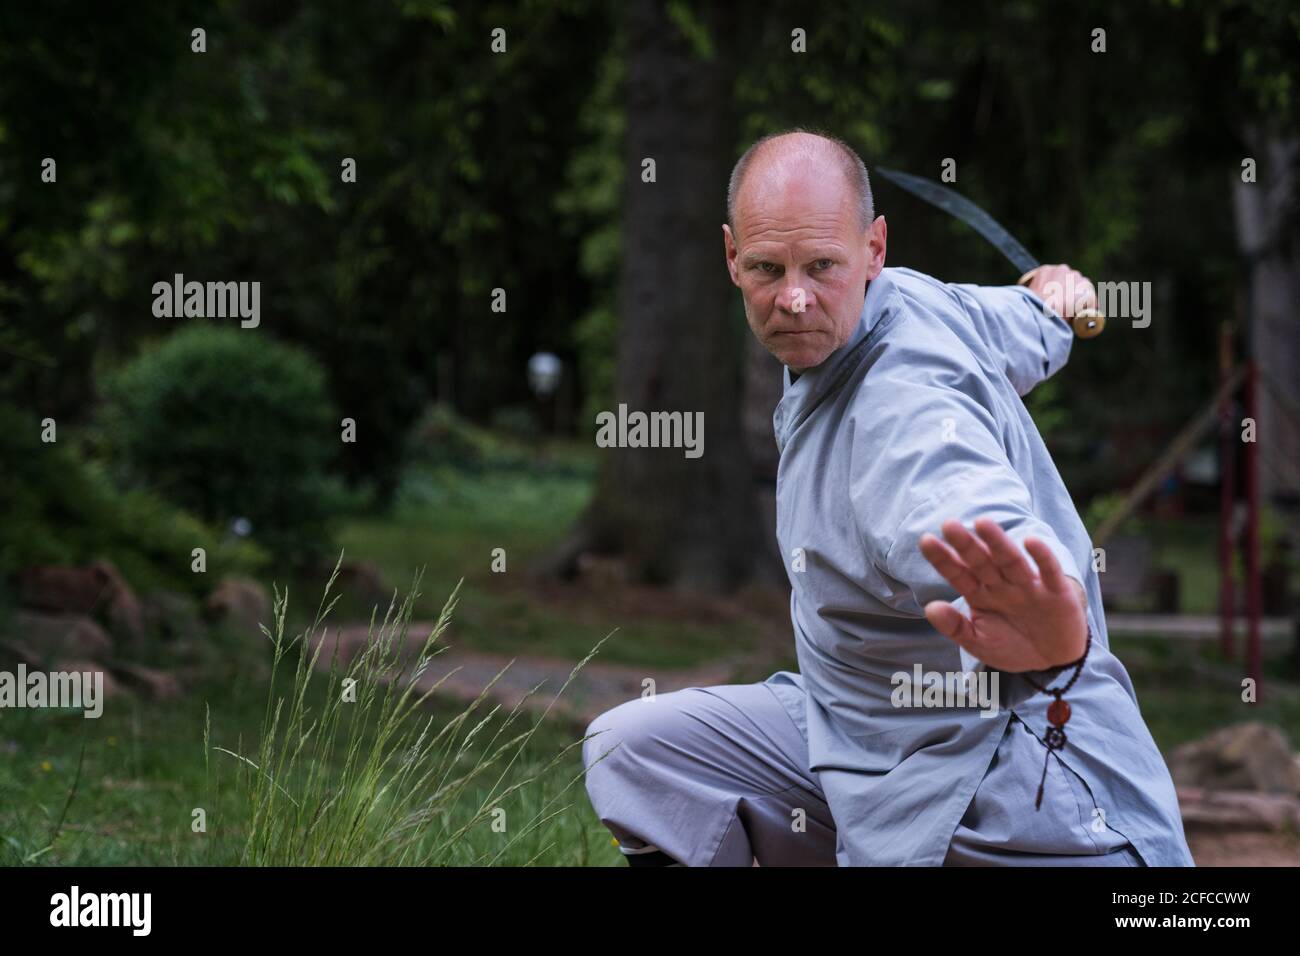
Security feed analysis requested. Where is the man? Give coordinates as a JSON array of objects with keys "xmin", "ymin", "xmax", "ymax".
[{"xmin": 582, "ymin": 128, "xmax": 1194, "ymax": 867}]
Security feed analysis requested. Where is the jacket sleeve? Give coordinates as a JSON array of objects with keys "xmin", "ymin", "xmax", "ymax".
[{"xmin": 948, "ymin": 282, "xmax": 1074, "ymax": 397}]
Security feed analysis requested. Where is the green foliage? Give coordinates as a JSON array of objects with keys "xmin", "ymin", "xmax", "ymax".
[
  {"xmin": 555, "ymin": 40, "xmax": 625, "ymax": 431},
  {"xmin": 0, "ymin": 0, "xmax": 612, "ymax": 498},
  {"xmin": 0, "ymin": 0, "xmax": 1296, "ymax": 543},
  {"xmin": 1082, "ymin": 490, "xmax": 1140, "ymax": 539},
  {"xmin": 102, "ymin": 324, "xmax": 342, "ymax": 563},
  {"xmin": 0, "ymin": 401, "xmax": 266, "ymax": 594},
  {"xmin": 1022, "ymin": 376, "xmax": 1069, "ymax": 444},
  {"xmin": 404, "ymin": 402, "xmax": 533, "ymax": 472}
]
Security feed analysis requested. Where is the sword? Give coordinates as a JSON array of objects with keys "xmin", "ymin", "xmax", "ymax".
[{"xmin": 874, "ymin": 167, "xmax": 1105, "ymax": 338}]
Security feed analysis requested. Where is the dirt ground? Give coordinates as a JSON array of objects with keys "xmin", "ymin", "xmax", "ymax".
[{"xmin": 1187, "ymin": 831, "xmax": 1300, "ymax": 866}]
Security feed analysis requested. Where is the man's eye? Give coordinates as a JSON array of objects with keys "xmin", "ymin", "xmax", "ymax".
[
  {"xmin": 757, "ymin": 262, "xmax": 778, "ymax": 273},
  {"xmin": 813, "ymin": 259, "xmax": 833, "ymax": 270}
]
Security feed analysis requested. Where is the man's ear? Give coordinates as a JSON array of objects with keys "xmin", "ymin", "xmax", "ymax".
[
  {"xmin": 865, "ymin": 215, "xmax": 887, "ymax": 279},
  {"xmin": 722, "ymin": 223, "xmax": 740, "ymax": 286}
]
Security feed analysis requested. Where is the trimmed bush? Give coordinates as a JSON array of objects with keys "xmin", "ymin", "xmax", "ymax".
[{"xmin": 103, "ymin": 324, "xmax": 342, "ymax": 561}]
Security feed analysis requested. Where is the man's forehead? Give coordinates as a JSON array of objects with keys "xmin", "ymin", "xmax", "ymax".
[
  {"xmin": 733, "ymin": 203, "xmax": 857, "ymax": 249},
  {"xmin": 738, "ymin": 233, "xmax": 848, "ymax": 261},
  {"xmin": 735, "ymin": 163, "xmax": 855, "ymax": 234}
]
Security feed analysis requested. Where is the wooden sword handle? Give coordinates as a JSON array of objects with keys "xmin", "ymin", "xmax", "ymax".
[{"xmin": 1018, "ymin": 267, "xmax": 1106, "ymax": 339}]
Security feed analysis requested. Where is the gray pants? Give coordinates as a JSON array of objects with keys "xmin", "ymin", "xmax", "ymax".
[{"xmin": 582, "ymin": 679, "xmax": 1147, "ymax": 867}]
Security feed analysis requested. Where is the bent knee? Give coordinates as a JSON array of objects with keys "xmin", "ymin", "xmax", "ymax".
[{"xmin": 581, "ymin": 689, "xmax": 698, "ymax": 774}]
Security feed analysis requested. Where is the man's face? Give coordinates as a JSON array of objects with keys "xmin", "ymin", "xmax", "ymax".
[{"xmin": 723, "ymin": 163, "xmax": 887, "ymax": 372}]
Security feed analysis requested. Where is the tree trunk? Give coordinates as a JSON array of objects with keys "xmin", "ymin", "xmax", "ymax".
[
  {"xmin": 1232, "ymin": 124, "xmax": 1300, "ymax": 541},
  {"xmin": 552, "ymin": 0, "xmax": 765, "ymax": 592}
]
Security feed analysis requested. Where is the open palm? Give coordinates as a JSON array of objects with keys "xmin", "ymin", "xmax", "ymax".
[{"xmin": 918, "ymin": 517, "xmax": 1087, "ymax": 673}]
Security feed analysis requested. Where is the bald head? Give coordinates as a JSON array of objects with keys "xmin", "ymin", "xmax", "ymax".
[
  {"xmin": 722, "ymin": 127, "xmax": 887, "ymax": 372},
  {"xmin": 726, "ymin": 129, "xmax": 873, "ymax": 242}
]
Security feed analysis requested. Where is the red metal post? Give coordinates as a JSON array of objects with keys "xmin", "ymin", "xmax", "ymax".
[
  {"xmin": 1243, "ymin": 357, "xmax": 1263, "ymax": 701},
  {"xmin": 1219, "ymin": 321, "xmax": 1237, "ymax": 660}
]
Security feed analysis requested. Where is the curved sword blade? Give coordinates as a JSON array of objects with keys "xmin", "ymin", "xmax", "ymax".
[{"xmin": 875, "ymin": 167, "xmax": 1040, "ymax": 277}]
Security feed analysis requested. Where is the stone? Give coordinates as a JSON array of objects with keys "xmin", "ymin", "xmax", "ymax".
[
  {"xmin": 11, "ymin": 612, "xmax": 112, "ymax": 663},
  {"xmin": 89, "ymin": 560, "xmax": 146, "ymax": 643},
  {"xmin": 204, "ymin": 576, "xmax": 272, "ymax": 638},
  {"xmin": 1169, "ymin": 721, "xmax": 1300, "ymax": 795},
  {"xmin": 111, "ymin": 663, "xmax": 183, "ymax": 701},
  {"xmin": 1177, "ymin": 786, "xmax": 1300, "ymax": 833},
  {"xmin": 50, "ymin": 659, "xmax": 125, "ymax": 702},
  {"xmin": 16, "ymin": 565, "xmax": 102, "ymax": 615},
  {"xmin": 333, "ymin": 559, "xmax": 392, "ymax": 612},
  {"xmin": 15, "ymin": 561, "xmax": 145, "ymax": 644},
  {"xmin": 0, "ymin": 639, "xmax": 42, "ymax": 669}
]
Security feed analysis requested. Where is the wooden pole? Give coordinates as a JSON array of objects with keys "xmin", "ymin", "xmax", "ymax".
[{"xmin": 1092, "ymin": 368, "xmax": 1246, "ymax": 549}]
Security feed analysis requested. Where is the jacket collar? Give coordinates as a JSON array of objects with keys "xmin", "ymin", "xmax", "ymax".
[{"xmin": 772, "ymin": 269, "xmax": 903, "ymax": 452}]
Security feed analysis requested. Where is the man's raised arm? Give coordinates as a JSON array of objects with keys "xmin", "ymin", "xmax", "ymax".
[{"xmin": 949, "ymin": 263, "xmax": 1094, "ymax": 397}]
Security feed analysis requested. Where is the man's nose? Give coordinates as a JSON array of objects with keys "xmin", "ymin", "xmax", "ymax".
[{"xmin": 775, "ymin": 275, "xmax": 811, "ymax": 314}]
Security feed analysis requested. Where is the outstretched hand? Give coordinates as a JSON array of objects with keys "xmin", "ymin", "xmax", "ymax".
[{"xmin": 918, "ymin": 517, "xmax": 1087, "ymax": 674}]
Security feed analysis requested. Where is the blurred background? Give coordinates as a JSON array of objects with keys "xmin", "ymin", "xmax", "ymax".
[{"xmin": 2, "ymin": 0, "xmax": 1299, "ymax": 865}]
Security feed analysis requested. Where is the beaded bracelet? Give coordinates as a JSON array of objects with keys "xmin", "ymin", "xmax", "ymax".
[{"xmin": 1021, "ymin": 626, "xmax": 1092, "ymax": 811}]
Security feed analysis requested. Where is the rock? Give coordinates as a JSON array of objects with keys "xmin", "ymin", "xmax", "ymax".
[
  {"xmin": 142, "ymin": 591, "xmax": 203, "ymax": 642},
  {"xmin": 16, "ymin": 565, "xmax": 103, "ymax": 615},
  {"xmin": 15, "ymin": 561, "xmax": 145, "ymax": 644},
  {"xmin": 1169, "ymin": 722, "xmax": 1300, "ymax": 794},
  {"xmin": 111, "ymin": 663, "xmax": 183, "ymax": 701},
  {"xmin": 89, "ymin": 560, "xmax": 146, "ymax": 643},
  {"xmin": 333, "ymin": 560, "xmax": 392, "ymax": 611},
  {"xmin": 10, "ymin": 612, "xmax": 112, "ymax": 663},
  {"xmin": 205, "ymin": 576, "xmax": 271, "ymax": 638},
  {"xmin": 0, "ymin": 639, "xmax": 43, "ymax": 668},
  {"xmin": 49, "ymin": 659, "xmax": 126, "ymax": 703},
  {"xmin": 1178, "ymin": 786, "xmax": 1300, "ymax": 833}
]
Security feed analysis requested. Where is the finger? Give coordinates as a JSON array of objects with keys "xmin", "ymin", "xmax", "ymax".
[
  {"xmin": 919, "ymin": 533, "xmax": 982, "ymax": 599},
  {"xmin": 1052, "ymin": 268, "xmax": 1082, "ymax": 318},
  {"xmin": 924, "ymin": 600, "xmax": 979, "ymax": 651},
  {"xmin": 1037, "ymin": 274, "xmax": 1066, "ymax": 315},
  {"xmin": 1070, "ymin": 272, "xmax": 1097, "ymax": 313},
  {"xmin": 972, "ymin": 518, "xmax": 1037, "ymax": 586},
  {"xmin": 1024, "ymin": 537, "xmax": 1070, "ymax": 595},
  {"xmin": 940, "ymin": 519, "xmax": 1001, "ymax": 588}
]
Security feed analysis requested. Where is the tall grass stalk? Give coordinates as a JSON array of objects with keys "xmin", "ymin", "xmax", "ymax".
[{"xmin": 210, "ymin": 555, "xmax": 610, "ymax": 865}]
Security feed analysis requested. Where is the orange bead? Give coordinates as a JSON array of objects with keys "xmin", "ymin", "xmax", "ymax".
[{"xmin": 1048, "ymin": 699, "xmax": 1071, "ymax": 726}]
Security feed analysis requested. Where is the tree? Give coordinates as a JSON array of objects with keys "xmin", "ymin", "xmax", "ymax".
[{"xmin": 551, "ymin": 0, "xmax": 771, "ymax": 592}]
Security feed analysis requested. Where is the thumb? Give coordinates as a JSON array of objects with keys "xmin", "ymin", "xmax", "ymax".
[{"xmin": 924, "ymin": 600, "xmax": 973, "ymax": 644}]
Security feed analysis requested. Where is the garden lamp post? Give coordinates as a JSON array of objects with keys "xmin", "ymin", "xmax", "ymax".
[{"xmin": 527, "ymin": 352, "xmax": 562, "ymax": 456}]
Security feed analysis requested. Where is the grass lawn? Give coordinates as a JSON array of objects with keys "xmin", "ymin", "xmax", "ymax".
[
  {"xmin": 333, "ymin": 457, "xmax": 772, "ymax": 669},
  {"xmin": 4, "ymin": 624, "xmax": 1296, "ymax": 867},
  {"xmin": 5, "ymin": 433, "xmax": 1295, "ymax": 867},
  {"xmin": 5, "ymin": 628, "xmax": 1294, "ymax": 867},
  {"xmin": 0, "ymin": 660, "xmax": 622, "ymax": 867}
]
